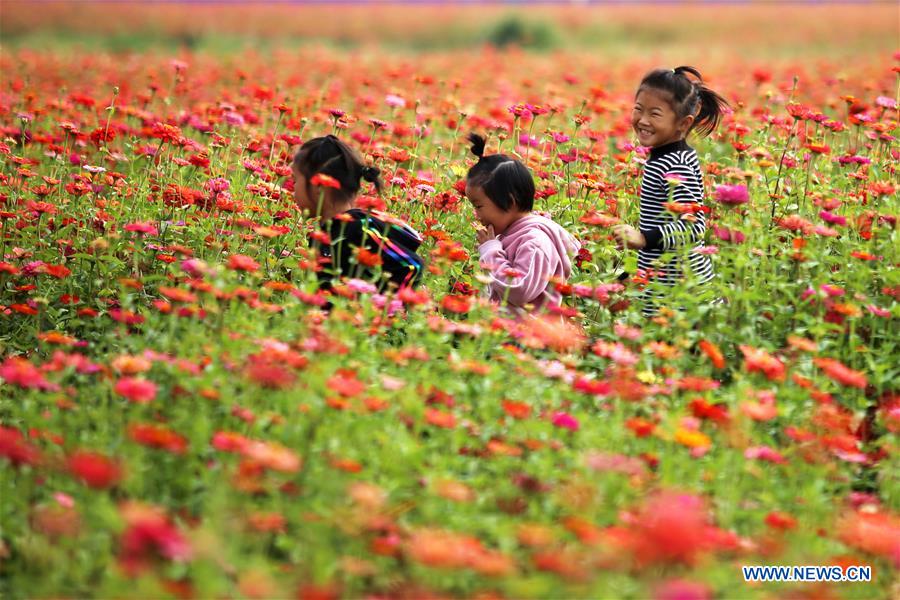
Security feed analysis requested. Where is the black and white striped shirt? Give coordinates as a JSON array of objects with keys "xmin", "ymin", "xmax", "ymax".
[{"xmin": 638, "ymin": 140, "xmax": 715, "ymax": 288}]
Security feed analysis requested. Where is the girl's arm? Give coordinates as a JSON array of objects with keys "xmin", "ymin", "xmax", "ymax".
[
  {"xmin": 641, "ymin": 165, "xmax": 707, "ymax": 251},
  {"xmin": 478, "ymin": 238, "xmax": 555, "ymax": 307}
]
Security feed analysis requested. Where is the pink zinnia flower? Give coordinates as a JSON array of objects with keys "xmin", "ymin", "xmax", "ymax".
[
  {"xmin": 875, "ymin": 96, "xmax": 898, "ymax": 110},
  {"xmin": 372, "ymin": 294, "xmax": 404, "ymax": 316},
  {"xmin": 204, "ymin": 177, "xmax": 230, "ymax": 193},
  {"xmin": 54, "ymin": 492, "xmax": 75, "ymax": 508},
  {"xmin": 654, "ymin": 579, "xmax": 712, "ymax": 600},
  {"xmin": 180, "ymin": 258, "xmax": 210, "ymax": 277},
  {"xmin": 714, "ymin": 184, "xmax": 750, "ymax": 205},
  {"xmin": 223, "ymin": 111, "xmax": 245, "ymax": 126},
  {"xmin": 124, "ymin": 222, "xmax": 158, "ymax": 236},
  {"xmin": 745, "ymin": 445, "xmax": 787, "ymax": 464},
  {"xmin": 518, "ymin": 134, "xmax": 540, "ymax": 147},
  {"xmin": 347, "ymin": 279, "xmax": 377, "ymax": 294},
  {"xmin": 664, "ymin": 173, "xmax": 685, "ymax": 186},
  {"xmin": 819, "ymin": 210, "xmax": 847, "ymax": 226},
  {"xmin": 712, "ymin": 226, "xmax": 745, "ymax": 244},
  {"xmin": 866, "ymin": 304, "xmax": 890, "ymax": 318},
  {"xmin": 385, "ymin": 94, "xmax": 406, "ymax": 108},
  {"xmin": 552, "ymin": 412, "xmax": 579, "ymax": 431}
]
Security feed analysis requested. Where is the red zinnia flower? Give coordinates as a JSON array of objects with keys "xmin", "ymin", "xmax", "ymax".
[
  {"xmin": 689, "ymin": 398, "xmax": 729, "ymax": 424},
  {"xmin": 44, "ymin": 264, "xmax": 72, "ymax": 279},
  {"xmin": 814, "ymin": 358, "xmax": 868, "ymax": 389},
  {"xmin": 424, "ymin": 408, "xmax": 456, "ymax": 429},
  {"xmin": 764, "ymin": 511, "xmax": 798, "ymax": 531},
  {"xmin": 128, "ymin": 423, "xmax": 188, "ymax": 454},
  {"xmin": 245, "ymin": 359, "xmax": 296, "ymax": 389},
  {"xmin": 211, "ymin": 431, "xmax": 249, "ymax": 453},
  {"xmin": 739, "ymin": 345, "xmax": 785, "ymax": 381},
  {"xmin": 627, "ymin": 491, "xmax": 716, "ymax": 566},
  {"xmin": 67, "ymin": 450, "xmax": 123, "ymax": 488},
  {"xmin": 114, "ymin": 377, "xmax": 158, "ymax": 404},
  {"xmin": 228, "ymin": 254, "xmax": 260, "ymax": 272},
  {"xmin": 502, "ymin": 400, "xmax": 531, "ymax": 419},
  {"xmin": 119, "ymin": 503, "xmax": 192, "ymax": 575},
  {"xmin": 440, "ymin": 294, "xmax": 471, "ymax": 314},
  {"xmin": 1, "ymin": 356, "xmax": 55, "ymax": 390},
  {"xmin": 625, "ymin": 417, "xmax": 656, "ymax": 438},
  {"xmin": 326, "ymin": 369, "xmax": 366, "ymax": 397},
  {"xmin": 310, "ymin": 173, "xmax": 341, "ymax": 189},
  {"xmin": 151, "ymin": 122, "xmax": 183, "ymax": 143},
  {"xmin": 0, "ymin": 426, "xmax": 42, "ymax": 467}
]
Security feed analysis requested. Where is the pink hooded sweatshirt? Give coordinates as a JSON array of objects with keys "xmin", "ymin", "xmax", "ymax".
[{"xmin": 477, "ymin": 213, "xmax": 580, "ymax": 312}]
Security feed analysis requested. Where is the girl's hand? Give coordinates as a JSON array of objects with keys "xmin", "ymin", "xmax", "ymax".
[
  {"xmin": 612, "ymin": 224, "xmax": 646, "ymax": 250},
  {"xmin": 475, "ymin": 223, "xmax": 496, "ymax": 245}
]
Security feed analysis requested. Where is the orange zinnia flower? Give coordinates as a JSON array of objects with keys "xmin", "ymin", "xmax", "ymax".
[
  {"xmin": 674, "ymin": 428, "xmax": 711, "ymax": 450},
  {"xmin": 424, "ymin": 408, "xmax": 456, "ymax": 429},
  {"xmin": 698, "ymin": 340, "xmax": 725, "ymax": 369},
  {"xmin": 355, "ymin": 247, "xmax": 383, "ymax": 268},
  {"xmin": 502, "ymin": 399, "xmax": 531, "ymax": 419}
]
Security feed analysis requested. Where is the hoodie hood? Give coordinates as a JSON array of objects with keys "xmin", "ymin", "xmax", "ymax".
[{"xmin": 501, "ymin": 213, "xmax": 581, "ymax": 278}]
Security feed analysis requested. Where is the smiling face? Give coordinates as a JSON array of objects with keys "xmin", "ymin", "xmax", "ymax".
[
  {"xmin": 465, "ymin": 182, "xmax": 525, "ymax": 235},
  {"xmin": 631, "ymin": 88, "xmax": 694, "ymax": 149}
]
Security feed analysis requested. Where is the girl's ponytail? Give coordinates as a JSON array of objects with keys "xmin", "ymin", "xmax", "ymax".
[
  {"xmin": 467, "ymin": 132, "xmax": 486, "ymax": 159},
  {"xmin": 692, "ymin": 82, "xmax": 730, "ymax": 137},
  {"xmin": 360, "ymin": 165, "xmax": 383, "ymax": 193},
  {"xmin": 673, "ymin": 66, "xmax": 729, "ymax": 137},
  {"xmin": 673, "ymin": 65, "xmax": 703, "ymax": 81}
]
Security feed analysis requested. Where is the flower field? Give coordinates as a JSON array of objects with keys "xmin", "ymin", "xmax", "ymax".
[{"xmin": 0, "ymin": 3, "xmax": 898, "ymax": 599}]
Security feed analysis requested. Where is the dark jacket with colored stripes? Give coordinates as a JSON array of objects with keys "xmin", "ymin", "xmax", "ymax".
[{"xmin": 314, "ymin": 208, "xmax": 424, "ymax": 291}]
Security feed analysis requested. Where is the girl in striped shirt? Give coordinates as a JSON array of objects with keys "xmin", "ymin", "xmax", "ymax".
[{"xmin": 612, "ymin": 66, "xmax": 729, "ymax": 316}]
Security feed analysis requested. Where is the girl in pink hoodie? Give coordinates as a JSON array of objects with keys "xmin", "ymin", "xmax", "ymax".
[{"xmin": 465, "ymin": 133, "xmax": 580, "ymax": 313}]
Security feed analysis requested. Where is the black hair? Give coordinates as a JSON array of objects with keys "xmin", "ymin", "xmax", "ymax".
[
  {"xmin": 293, "ymin": 134, "xmax": 382, "ymax": 200},
  {"xmin": 465, "ymin": 133, "xmax": 535, "ymax": 212},
  {"xmin": 637, "ymin": 66, "xmax": 730, "ymax": 137}
]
